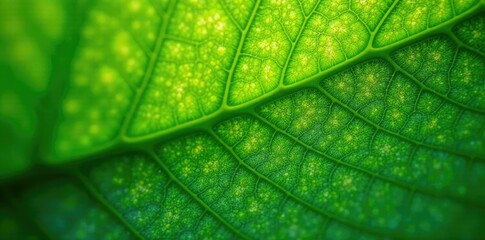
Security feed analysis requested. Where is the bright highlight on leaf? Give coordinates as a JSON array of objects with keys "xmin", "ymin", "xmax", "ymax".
[{"xmin": 0, "ymin": 0, "xmax": 484, "ymax": 239}]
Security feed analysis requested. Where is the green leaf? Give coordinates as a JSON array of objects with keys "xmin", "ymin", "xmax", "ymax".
[{"xmin": 1, "ymin": 0, "xmax": 484, "ymax": 239}]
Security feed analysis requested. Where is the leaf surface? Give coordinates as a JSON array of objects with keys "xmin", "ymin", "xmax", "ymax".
[{"xmin": 0, "ymin": 0, "xmax": 484, "ymax": 239}]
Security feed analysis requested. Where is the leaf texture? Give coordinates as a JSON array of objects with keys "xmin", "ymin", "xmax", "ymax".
[{"xmin": 0, "ymin": 0, "xmax": 484, "ymax": 239}]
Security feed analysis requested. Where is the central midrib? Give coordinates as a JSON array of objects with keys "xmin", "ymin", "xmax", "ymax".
[{"xmin": 41, "ymin": 4, "xmax": 483, "ymax": 167}]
